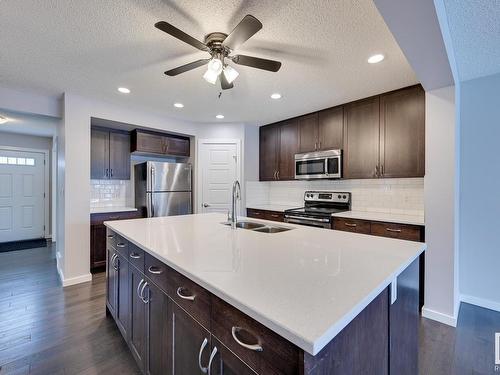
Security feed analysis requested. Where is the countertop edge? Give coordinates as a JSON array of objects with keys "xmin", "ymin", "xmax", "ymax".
[
  {"xmin": 104, "ymin": 219, "xmax": 425, "ymax": 356},
  {"xmin": 331, "ymin": 211, "xmax": 425, "ymax": 226}
]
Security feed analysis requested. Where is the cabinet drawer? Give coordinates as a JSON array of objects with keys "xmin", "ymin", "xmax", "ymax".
[
  {"xmin": 211, "ymin": 296, "xmax": 300, "ymax": 375},
  {"xmin": 264, "ymin": 211, "xmax": 284, "ymax": 222},
  {"xmin": 128, "ymin": 243, "xmax": 145, "ymax": 271},
  {"xmin": 370, "ymin": 222, "xmax": 422, "ymax": 242},
  {"xmin": 332, "ymin": 218, "xmax": 371, "ymax": 234},
  {"xmin": 144, "ymin": 253, "xmax": 169, "ymax": 293},
  {"xmin": 91, "ymin": 210, "xmax": 142, "ymax": 225},
  {"xmin": 166, "ymin": 266, "xmax": 211, "ymax": 329},
  {"xmin": 106, "ymin": 230, "xmax": 129, "ymax": 256},
  {"xmin": 246, "ymin": 209, "xmax": 265, "ymax": 219}
]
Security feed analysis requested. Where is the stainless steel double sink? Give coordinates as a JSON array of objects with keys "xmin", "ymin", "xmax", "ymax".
[{"xmin": 222, "ymin": 221, "xmax": 292, "ymax": 233}]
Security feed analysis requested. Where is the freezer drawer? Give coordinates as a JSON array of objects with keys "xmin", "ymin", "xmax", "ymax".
[{"xmin": 147, "ymin": 192, "xmax": 192, "ymax": 217}]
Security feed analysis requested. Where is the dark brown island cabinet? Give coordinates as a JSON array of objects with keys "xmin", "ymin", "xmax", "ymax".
[
  {"xmin": 91, "ymin": 127, "xmax": 131, "ymax": 180},
  {"xmin": 259, "ymin": 84, "xmax": 425, "ymax": 181},
  {"xmin": 131, "ymin": 129, "xmax": 190, "ymax": 157},
  {"xmin": 106, "ymin": 227, "xmax": 420, "ymax": 375}
]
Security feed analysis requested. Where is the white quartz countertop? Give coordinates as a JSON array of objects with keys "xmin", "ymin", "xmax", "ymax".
[
  {"xmin": 105, "ymin": 213, "xmax": 425, "ymax": 355},
  {"xmin": 331, "ymin": 210, "xmax": 425, "ymax": 226},
  {"xmin": 90, "ymin": 206, "xmax": 138, "ymax": 214},
  {"xmin": 246, "ymin": 204, "xmax": 300, "ymax": 212}
]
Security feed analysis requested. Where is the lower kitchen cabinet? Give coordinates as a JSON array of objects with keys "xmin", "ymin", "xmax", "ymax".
[
  {"xmin": 145, "ymin": 280, "xmax": 169, "ymax": 375},
  {"xmin": 115, "ymin": 252, "xmax": 129, "ymax": 339},
  {"xmin": 246, "ymin": 208, "xmax": 284, "ymax": 222},
  {"xmin": 106, "ymin": 248, "xmax": 118, "ymax": 317},
  {"xmin": 129, "ymin": 265, "xmax": 147, "ymax": 372},
  {"xmin": 168, "ymin": 302, "xmax": 211, "ymax": 375},
  {"xmin": 210, "ymin": 337, "xmax": 256, "ymax": 375}
]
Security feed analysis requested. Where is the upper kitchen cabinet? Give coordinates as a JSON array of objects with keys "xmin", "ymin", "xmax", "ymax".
[
  {"xmin": 91, "ymin": 128, "xmax": 131, "ymax": 180},
  {"xmin": 131, "ymin": 130, "xmax": 190, "ymax": 157},
  {"xmin": 380, "ymin": 85, "xmax": 425, "ymax": 178},
  {"xmin": 259, "ymin": 121, "xmax": 298, "ymax": 181},
  {"xmin": 298, "ymin": 108, "xmax": 343, "ymax": 153},
  {"xmin": 259, "ymin": 124, "xmax": 279, "ymax": 181},
  {"xmin": 298, "ymin": 113, "xmax": 318, "ymax": 153},
  {"xmin": 343, "ymin": 96, "xmax": 381, "ymax": 179}
]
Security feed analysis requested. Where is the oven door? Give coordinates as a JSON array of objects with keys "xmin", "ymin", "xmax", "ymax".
[
  {"xmin": 284, "ymin": 215, "xmax": 331, "ymax": 228},
  {"xmin": 295, "ymin": 157, "xmax": 327, "ymax": 179}
]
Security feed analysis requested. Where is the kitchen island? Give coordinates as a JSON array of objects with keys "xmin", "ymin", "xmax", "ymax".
[{"xmin": 105, "ymin": 213, "xmax": 425, "ymax": 374}]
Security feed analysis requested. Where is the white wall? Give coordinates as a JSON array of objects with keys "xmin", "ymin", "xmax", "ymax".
[
  {"xmin": 0, "ymin": 87, "xmax": 61, "ymax": 118},
  {"xmin": 423, "ymin": 85, "xmax": 460, "ymax": 326},
  {"xmin": 459, "ymin": 73, "xmax": 500, "ymax": 312}
]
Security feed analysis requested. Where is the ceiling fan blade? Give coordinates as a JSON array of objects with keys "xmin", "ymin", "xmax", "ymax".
[
  {"xmin": 222, "ymin": 15, "xmax": 262, "ymax": 51},
  {"xmin": 220, "ymin": 73, "xmax": 234, "ymax": 90},
  {"xmin": 155, "ymin": 21, "xmax": 209, "ymax": 52},
  {"xmin": 232, "ymin": 55, "xmax": 282, "ymax": 72},
  {"xmin": 165, "ymin": 59, "xmax": 210, "ymax": 76}
]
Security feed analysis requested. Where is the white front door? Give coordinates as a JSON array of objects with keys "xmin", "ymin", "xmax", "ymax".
[
  {"xmin": 198, "ymin": 141, "xmax": 239, "ymax": 214},
  {"xmin": 0, "ymin": 149, "xmax": 46, "ymax": 242}
]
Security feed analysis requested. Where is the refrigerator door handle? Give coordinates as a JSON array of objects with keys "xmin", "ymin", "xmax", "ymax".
[{"xmin": 150, "ymin": 167, "xmax": 156, "ymax": 217}]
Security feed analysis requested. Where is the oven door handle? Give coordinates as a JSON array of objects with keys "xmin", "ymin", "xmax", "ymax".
[{"xmin": 285, "ymin": 215, "xmax": 330, "ymax": 223}]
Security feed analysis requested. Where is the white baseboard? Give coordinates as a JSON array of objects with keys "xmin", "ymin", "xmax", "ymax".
[
  {"xmin": 421, "ymin": 306, "xmax": 458, "ymax": 327},
  {"xmin": 460, "ymin": 294, "xmax": 500, "ymax": 313},
  {"xmin": 57, "ymin": 267, "xmax": 92, "ymax": 287}
]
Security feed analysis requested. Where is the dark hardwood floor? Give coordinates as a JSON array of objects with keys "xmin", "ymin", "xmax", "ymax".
[{"xmin": 0, "ymin": 244, "xmax": 498, "ymax": 374}]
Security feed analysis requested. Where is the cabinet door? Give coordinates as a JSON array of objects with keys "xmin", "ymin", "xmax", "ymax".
[
  {"xmin": 91, "ymin": 129, "xmax": 110, "ymax": 179},
  {"xmin": 133, "ymin": 131, "xmax": 165, "ymax": 154},
  {"xmin": 145, "ymin": 281, "xmax": 169, "ymax": 375},
  {"xmin": 90, "ymin": 224, "xmax": 107, "ymax": 269},
  {"xmin": 318, "ymin": 106, "xmax": 343, "ymax": 151},
  {"xmin": 106, "ymin": 248, "xmax": 117, "ymax": 317},
  {"xmin": 167, "ymin": 302, "xmax": 211, "ymax": 375},
  {"xmin": 165, "ymin": 136, "xmax": 190, "ymax": 157},
  {"xmin": 380, "ymin": 86, "xmax": 425, "ymax": 178},
  {"xmin": 278, "ymin": 120, "xmax": 299, "ymax": 180},
  {"xmin": 129, "ymin": 266, "xmax": 147, "ymax": 372},
  {"xmin": 298, "ymin": 113, "xmax": 318, "ymax": 153},
  {"xmin": 259, "ymin": 125, "xmax": 279, "ymax": 181},
  {"xmin": 109, "ymin": 131, "xmax": 131, "ymax": 180},
  {"xmin": 210, "ymin": 338, "xmax": 256, "ymax": 375},
  {"xmin": 115, "ymin": 253, "xmax": 129, "ymax": 340},
  {"xmin": 343, "ymin": 97, "xmax": 380, "ymax": 179}
]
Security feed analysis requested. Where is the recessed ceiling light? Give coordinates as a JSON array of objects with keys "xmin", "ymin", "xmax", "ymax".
[
  {"xmin": 118, "ymin": 87, "xmax": 130, "ymax": 94},
  {"xmin": 174, "ymin": 103, "xmax": 184, "ymax": 108},
  {"xmin": 216, "ymin": 114, "xmax": 224, "ymax": 119},
  {"xmin": 271, "ymin": 93, "xmax": 282, "ymax": 100},
  {"xmin": 0, "ymin": 116, "xmax": 8, "ymax": 124},
  {"xmin": 367, "ymin": 54, "xmax": 385, "ymax": 64}
]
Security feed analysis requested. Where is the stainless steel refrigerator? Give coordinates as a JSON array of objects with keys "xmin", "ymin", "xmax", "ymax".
[{"xmin": 134, "ymin": 162, "xmax": 192, "ymax": 218}]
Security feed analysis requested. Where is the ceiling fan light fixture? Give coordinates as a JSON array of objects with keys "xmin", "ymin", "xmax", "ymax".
[
  {"xmin": 203, "ymin": 69, "xmax": 218, "ymax": 84},
  {"xmin": 0, "ymin": 116, "xmax": 9, "ymax": 124},
  {"xmin": 223, "ymin": 65, "xmax": 239, "ymax": 84},
  {"xmin": 208, "ymin": 58, "xmax": 223, "ymax": 75}
]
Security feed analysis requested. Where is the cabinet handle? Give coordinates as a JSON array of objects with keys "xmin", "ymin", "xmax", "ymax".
[
  {"xmin": 318, "ymin": 140, "xmax": 322, "ymax": 149},
  {"xmin": 116, "ymin": 243, "xmax": 126, "ymax": 248},
  {"xmin": 108, "ymin": 216, "xmax": 119, "ymax": 220},
  {"xmin": 129, "ymin": 252, "xmax": 141, "ymax": 259},
  {"xmin": 137, "ymin": 279, "xmax": 145, "ymax": 299},
  {"xmin": 344, "ymin": 223, "xmax": 357, "ymax": 227},
  {"xmin": 113, "ymin": 255, "xmax": 119, "ymax": 271},
  {"xmin": 277, "ymin": 170, "xmax": 280, "ymax": 180},
  {"xmin": 110, "ymin": 168, "xmax": 113, "ymax": 178},
  {"xmin": 386, "ymin": 228, "xmax": 402, "ymax": 233},
  {"xmin": 105, "ymin": 168, "xmax": 109, "ymax": 178},
  {"xmin": 140, "ymin": 282, "xmax": 149, "ymax": 304},
  {"xmin": 107, "ymin": 234, "xmax": 115, "ymax": 239},
  {"xmin": 271, "ymin": 214, "xmax": 279, "ymax": 218},
  {"xmin": 148, "ymin": 266, "xmax": 163, "ymax": 275},
  {"xmin": 231, "ymin": 327, "xmax": 263, "ymax": 352},
  {"xmin": 176, "ymin": 287, "xmax": 196, "ymax": 301},
  {"xmin": 198, "ymin": 338, "xmax": 209, "ymax": 374},
  {"xmin": 314, "ymin": 142, "xmax": 318, "ymax": 150},
  {"xmin": 273, "ymin": 170, "xmax": 277, "ymax": 180},
  {"xmin": 380, "ymin": 164, "xmax": 384, "ymax": 176},
  {"xmin": 375, "ymin": 165, "xmax": 380, "ymax": 178},
  {"xmin": 207, "ymin": 346, "xmax": 218, "ymax": 375}
]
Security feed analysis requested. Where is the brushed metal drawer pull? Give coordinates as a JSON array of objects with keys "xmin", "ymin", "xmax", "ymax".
[
  {"xmin": 198, "ymin": 338, "xmax": 209, "ymax": 373},
  {"xmin": 116, "ymin": 243, "xmax": 126, "ymax": 248},
  {"xmin": 148, "ymin": 266, "xmax": 163, "ymax": 275},
  {"xmin": 137, "ymin": 279, "xmax": 144, "ymax": 299},
  {"xmin": 107, "ymin": 234, "xmax": 115, "ymax": 239},
  {"xmin": 207, "ymin": 346, "xmax": 218, "ymax": 375},
  {"xmin": 141, "ymin": 282, "xmax": 150, "ymax": 304},
  {"xmin": 386, "ymin": 228, "xmax": 402, "ymax": 233},
  {"xmin": 109, "ymin": 216, "xmax": 119, "ymax": 220},
  {"xmin": 344, "ymin": 223, "xmax": 357, "ymax": 227},
  {"xmin": 176, "ymin": 287, "xmax": 196, "ymax": 301},
  {"xmin": 231, "ymin": 327, "xmax": 263, "ymax": 352},
  {"xmin": 129, "ymin": 253, "xmax": 141, "ymax": 259}
]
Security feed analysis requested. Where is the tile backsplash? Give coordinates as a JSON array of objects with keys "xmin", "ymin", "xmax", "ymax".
[
  {"xmin": 90, "ymin": 180, "xmax": 133, "ymax": 208},
  {"xmin": 246, "ymin": 178, "xmax": 424, "ymax": 215}
]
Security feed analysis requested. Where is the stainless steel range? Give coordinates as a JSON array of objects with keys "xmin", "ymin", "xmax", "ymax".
[{"xmin": 284, "ymin": 191, "xmax": 351, "ymax": 228}]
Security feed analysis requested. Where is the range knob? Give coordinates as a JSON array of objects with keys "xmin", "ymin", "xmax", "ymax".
[
  {"xmin": 343, "ymin": 195, "xmax": 347, "ymax": 199},
  {"xmin": 337, "ymin": 195, "xmax": 341, "ymax": 199}
]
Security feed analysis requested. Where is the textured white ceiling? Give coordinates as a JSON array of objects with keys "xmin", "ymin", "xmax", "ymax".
[
  {"xmin": 0, "ymin": 0, "xmax": 417, "ymax": 124},
  {"xmin": 443, "ymin": 0, "xmax": 500, "ymax": 82}
]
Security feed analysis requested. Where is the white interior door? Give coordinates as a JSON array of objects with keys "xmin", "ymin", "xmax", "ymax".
[
  {"xmin": 198, "ymin": 141, "xmax": 239, "ymax": 214},
  {"xmin": 0, "ymin": 149, "xmax": 45, "ymax": 242}
]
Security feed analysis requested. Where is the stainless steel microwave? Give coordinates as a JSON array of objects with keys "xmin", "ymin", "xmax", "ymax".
[{"xmin": 294, "ymin": 149, "xmax": 342, "ymax": 179}]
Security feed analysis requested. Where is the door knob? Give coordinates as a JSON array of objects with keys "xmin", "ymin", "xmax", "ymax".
[{"xmin": 203, "ymin": 203, "xmax": 210, "ymax": 208}]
